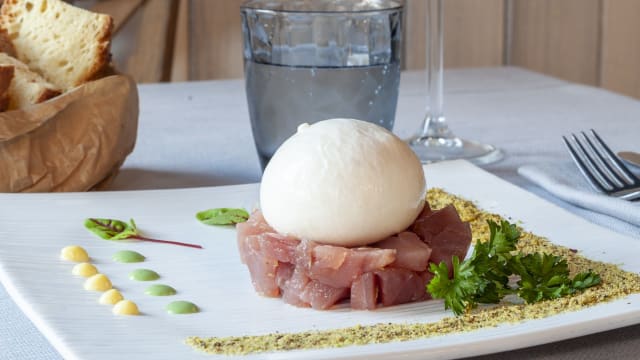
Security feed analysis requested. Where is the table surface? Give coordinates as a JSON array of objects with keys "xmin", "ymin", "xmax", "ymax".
[{"xmin": 2, "ymin": 67, "xmax": 640, "ymax": 360}]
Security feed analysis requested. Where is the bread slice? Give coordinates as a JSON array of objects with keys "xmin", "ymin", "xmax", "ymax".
[
  {"xmin": 0, "ymin": 52, "xmax": 60, "ymax": 109},
  {"xmin": 0, "ymin": 64, "xmax": 14, "ymax": 111},
  {"xmin": 0, "ymin": 30, "xmax": 16, "ymax": 57},
  {"xmin": 0, "ymin": 0, "xmax": 113, "ymax": 90}
]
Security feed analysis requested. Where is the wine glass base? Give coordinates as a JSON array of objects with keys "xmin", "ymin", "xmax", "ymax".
[{"xmin": 408, "ymin": 136, "xmax": 504, "ymax": 165}]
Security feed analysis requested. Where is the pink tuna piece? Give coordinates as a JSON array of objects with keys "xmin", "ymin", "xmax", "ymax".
[
  {"xmin": 350, "ymin": 272, "xmax": 378, "ymax": 310},
  {"xmin": 302, "ymin": 243, "xmax": 396, "ymax": 288},
  {"xmin": 375, "ymin": 267, "xmax": 431, "ymax": 306},
  {"xmin": 236, "ymin": 210, "xmax": 275, "ymax": 263},
  {"xmin": 418, "ymin": 270, "xmax": 434, "ymax": 301},
  {"xmin": 254, "ymin": 232, "xmax": 299, "ymax": 264},
  {"xmin": 240, "ymin": 235, "xmax": 280, "ymax": 297},
  {"xmin": 375, "ymin": 232, "xmax": 432, "ymax": 272},
  {"xmin": 427, "ymin": 225, "xmax": 472, "ymax": 271},
  {"xmin": 275, "ymin": 262, "xmax": 294, "ymax": 288},
  {"xmin": 281, "ymin": 267, "xmax": 311, "ymax": 307},
  {"xmin": 300, "ymin": 280, "xmax": 350, "ymax": 310},
  {"xmin": 236, "ymin": 210, "xmax": 274, "ymax": 237},
  {"xmin": 412, "ymin": 205, "xmax": 472, "ymax": 271}
]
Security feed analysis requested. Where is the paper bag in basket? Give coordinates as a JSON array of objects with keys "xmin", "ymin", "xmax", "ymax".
[{"xmin": 0, "ymin": 74, "xmax": 138, "ymax": 192}]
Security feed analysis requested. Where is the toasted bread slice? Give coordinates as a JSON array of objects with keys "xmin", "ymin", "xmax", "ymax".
[
  {"xmin": 0, "ymin": 64, "xmax": 14, "ymax": 111},
  {"xmin": 0, "ymin": 52, "xmax": 60, "ymax": 109},
  {"xmin": 0, "ymin": 30, "xmax": 16, "ymax": 57},
  {"xmin": 0, "ymin": 0, "xmax": 113, "ymax": 90}
]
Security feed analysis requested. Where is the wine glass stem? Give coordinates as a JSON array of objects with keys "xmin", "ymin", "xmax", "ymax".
[{"xmin": 419, "ymin": 0, "xmax": 452, "ymax": 139}]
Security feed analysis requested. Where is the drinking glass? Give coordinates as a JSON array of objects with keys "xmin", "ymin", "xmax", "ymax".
[
  {"xmin": 407, "ymin": 0, "xmax": 502, "ymax": 165},
  {"xmin": 241, "ymin": 0, "xmax": 404, "ymax": 168}
]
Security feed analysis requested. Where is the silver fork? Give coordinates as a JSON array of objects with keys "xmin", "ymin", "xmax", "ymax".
[{"xmin": 562, "ymin": 129, "xmax": 640, "ymax": 201}]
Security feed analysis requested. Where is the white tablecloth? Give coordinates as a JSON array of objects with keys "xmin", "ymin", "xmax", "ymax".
[{"xmin": 2, "ymin": 67, "xmax": 640, "ymax": 359}]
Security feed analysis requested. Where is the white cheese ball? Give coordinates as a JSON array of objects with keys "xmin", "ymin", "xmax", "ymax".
[{"xmin": 260, "ymin": 118, "xmax": 426, "ymax": 247}]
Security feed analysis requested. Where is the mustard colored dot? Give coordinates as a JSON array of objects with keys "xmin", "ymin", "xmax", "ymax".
[
  {"xmin": 99, "ymin": 289, "xmax": 124, "ymax": 305},
  {"xmin": 83, "ymin": 273, "xmax": 112, "ymax": 292},
  {"xmin": 112, "ymin": 300, "xmax": 140, "ymax": 316},
  {"xmin": 60, "ymin": 245, "xmax": 89, "ymax": 262},
  {"xmin": 72, "ymin": 262, "xmax": 98, "ymax": 277}
]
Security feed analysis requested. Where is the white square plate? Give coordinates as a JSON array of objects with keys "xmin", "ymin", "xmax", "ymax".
[{"xmin": 1, "ymin": 160, "xmax": 639, "ymax": 360}]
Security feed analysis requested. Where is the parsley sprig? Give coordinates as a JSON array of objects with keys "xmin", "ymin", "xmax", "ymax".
[{"xmin": 427, "ymin": 220, "xmax": 601, "ymax": 315}]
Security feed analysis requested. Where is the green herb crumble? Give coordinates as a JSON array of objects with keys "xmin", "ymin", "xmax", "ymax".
[{"xmin": 186, "ymin": 188, "xmax": 640, "ymax": 355}]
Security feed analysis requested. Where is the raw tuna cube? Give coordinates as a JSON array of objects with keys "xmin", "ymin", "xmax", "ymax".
[
  {"xmin": 375, "ymin": 232, "xmax": 432, "ymax": 271},
  {"xmin": 300, "ymin": 280, "xmax": 349, "ymax": 310},
  {"xmin": 375, "ymin": 268, "xmax": 430, "ymax": 306},
  {"xmin": 351, "ymin": 272, "xmax": 378, "ymax": 310},
  {"xmin": 304, "ymin": 243, "xmax": 396, "ymax": 288}
]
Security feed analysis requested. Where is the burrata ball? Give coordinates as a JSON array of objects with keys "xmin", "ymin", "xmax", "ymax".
[{"xmin": 260, "ymin": 118, "xmax": 426, "ymax": 247}]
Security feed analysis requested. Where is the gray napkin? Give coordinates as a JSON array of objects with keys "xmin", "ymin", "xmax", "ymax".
[{"xmin": 518, "ymin": 163, "xmax": 640, "ymax": 239}]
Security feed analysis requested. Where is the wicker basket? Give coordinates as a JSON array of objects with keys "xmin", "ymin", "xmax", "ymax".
[{"xmin": 0, "ymin": 74, "xmax": 138, "ymax": 192}]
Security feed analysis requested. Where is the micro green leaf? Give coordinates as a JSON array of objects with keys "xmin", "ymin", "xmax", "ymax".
[
  {"xmin": 196, "ymin": 208, "xmax": 250, "ymax": 226},
  {"xmin": 84, "ymin": 218, "xmax": 138, "ymax": 240},
  {"xmin": 84, "ymin": 218, "xmax": 202, "ymax": 249}
]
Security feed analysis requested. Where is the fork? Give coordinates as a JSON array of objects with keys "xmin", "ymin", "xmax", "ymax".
[{"xmin": 562, "ymin": 129, "xmax": 640, "ymax": 201}]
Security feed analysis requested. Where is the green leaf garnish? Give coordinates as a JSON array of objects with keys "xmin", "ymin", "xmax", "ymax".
[
  {"xmin": 571, "ymin": 271, "xmax": 601, "ymax": 291},
  {"xmin": 510, "ymin": 253, "xmax": 572, "ymax": 303},
  {"xmin": 196, "ymin": 208, "xmax": 249, "ymax": 225},
  {"xmin": 427, "ymin": 256, "xmax": 482, "ymax": 315},
  {"xmin": 427, "ymin": 219, "xmax": 600, "ymax": 316},
  {"xmin": 84, "ymin": 218, "xmax": 138, "ymax": 240},
  {"xmin": 84, "ymin": 218, "xmax": 202, "ymax": 249}
]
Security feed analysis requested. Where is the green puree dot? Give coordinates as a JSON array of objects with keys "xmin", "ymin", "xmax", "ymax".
[
  {"xmin": 166, "ymin": 300, "xmax": 199, "ymax": 314},
  {"xmin": 112, "ymin": 250, "xmax": 145, "ymax": 263},
  {"xmin": 129, "ymin": 269, "xmax": 160, "ymax": 281},
  {"xmin": 145, "ymin": 284, "xmax": 176, "ymax": 296}
]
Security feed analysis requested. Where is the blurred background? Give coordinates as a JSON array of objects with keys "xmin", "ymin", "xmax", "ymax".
[{"xmin": 76, "ymin": 0, "xmax": 640, "ymax": 100}]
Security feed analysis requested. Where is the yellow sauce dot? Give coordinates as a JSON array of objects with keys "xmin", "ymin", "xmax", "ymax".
[
  {"xmin": 83, "ymin": 273, "xmax": 112, "ymax": 292},
  {"xmin": 71, "ymin": 262, "xmax": 98, "ymax": 277},
  {"xmin": 60, "ymin": 245, "xmax": 89, "ymax": 262},
  {"xmin": 99, "ymin": 289, "xmax": 124, "ymax": 305},
  {"xmin": 112, "ymin": 300, "xmax": 140, "ymax": 316}
]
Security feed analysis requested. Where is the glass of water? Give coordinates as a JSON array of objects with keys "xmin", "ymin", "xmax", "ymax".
[{"xmin": 241, "ymin": 0, "xmax": 404, "ymax": 168}]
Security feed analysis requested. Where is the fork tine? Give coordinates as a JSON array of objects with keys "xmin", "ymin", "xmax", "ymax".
[
  {"xmin": 589, "ymin": 129, "xmax": 639, "ymax": 184},
  {"xmin": 570, "ymin": 133, "xmax": 617, "ymax": 190},
  {"xmin": 563, "ymin": 135, "xmax": 610, "ymax": 192},
  {"xmin": 579, "ymin": 131, "xmax": 626, "ymax": 188}
]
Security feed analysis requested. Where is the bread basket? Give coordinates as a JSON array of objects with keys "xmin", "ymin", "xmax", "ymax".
[{"xmin": 0, "ymin": 73, "xmax": 138, "ymax": 192}]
